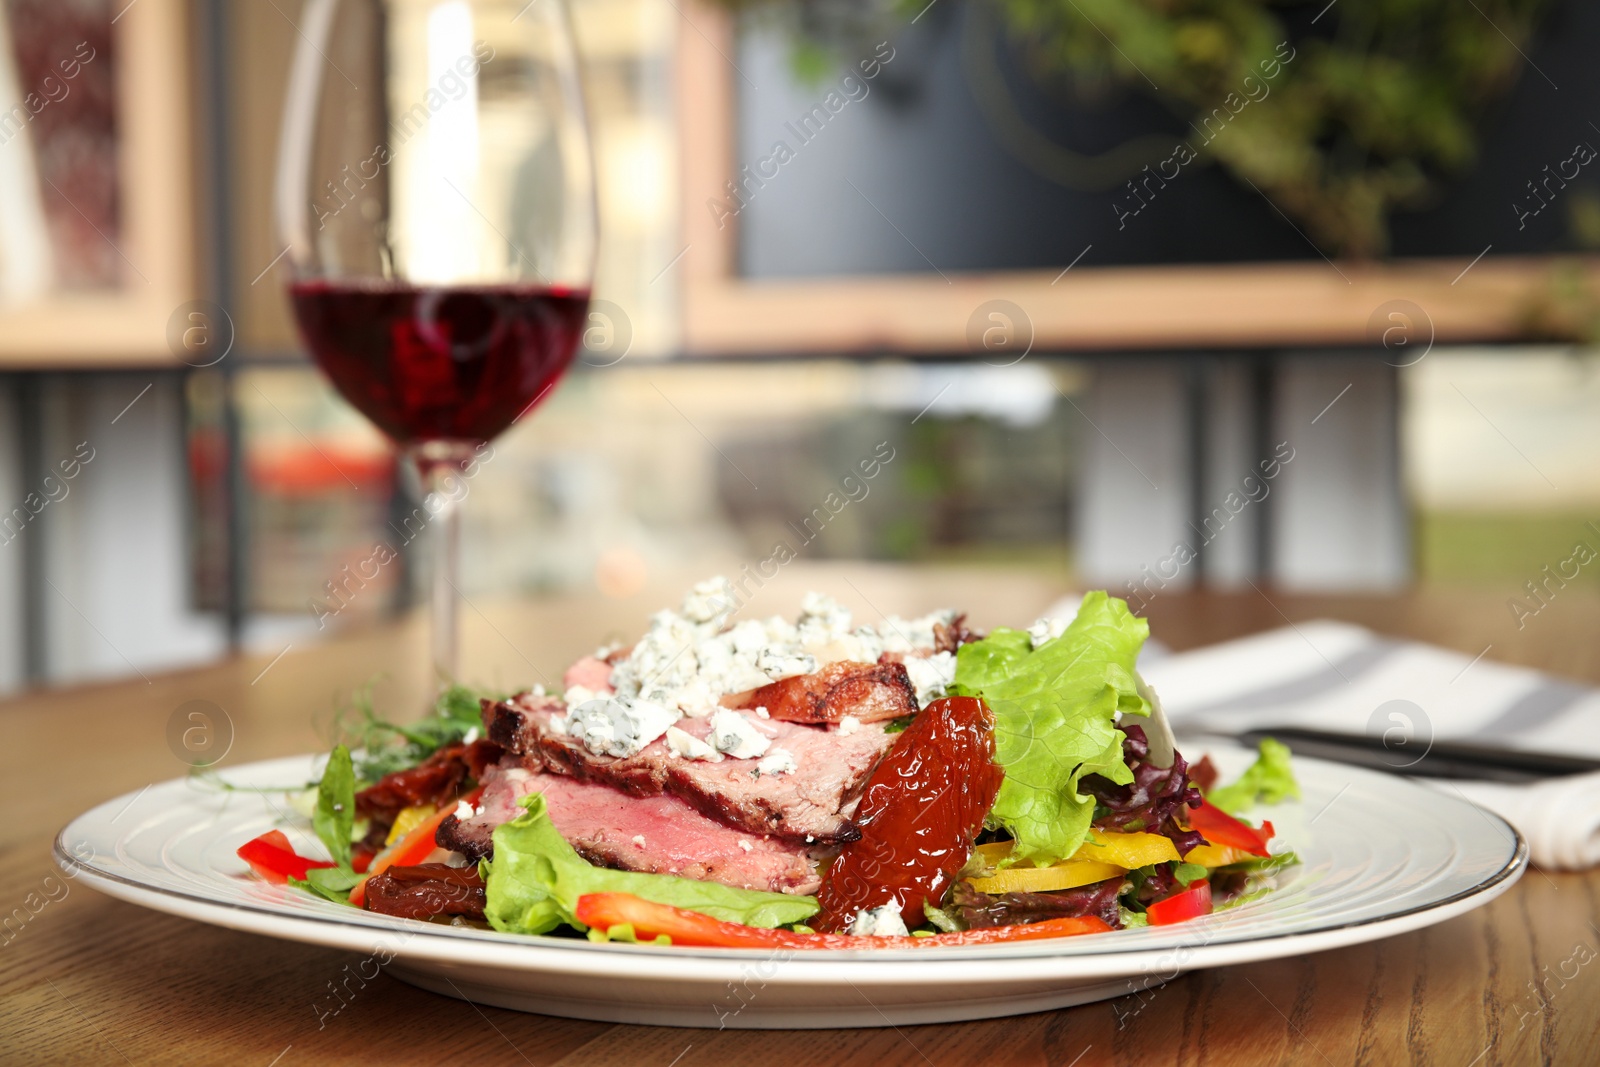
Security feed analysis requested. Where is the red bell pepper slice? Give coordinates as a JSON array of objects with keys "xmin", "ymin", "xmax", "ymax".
[
  {"xmin": 236, "ymin": 829, "xmax": 336, "ymax": 884},
  {"xmin": 573, "ymin": 892, "xmax": 1111, "ymax": 949},
  {"xmin": 1147, "ymin": 880, "xmax": 1212, "ymax": 926},
  {"xmin": 1187, "ymin": 799, "xmax": 1274, "ymax": 857}
]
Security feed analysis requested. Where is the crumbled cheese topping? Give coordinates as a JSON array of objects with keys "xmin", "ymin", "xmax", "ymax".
[
  {"xmin": 756, "ymin": 647, "xmax": 818, "ymax": 682},
  {"xmin": 577, "ymin": 577, "xmax": 959, "ymax": 753},
  {"xmin": 756, "ymin": 748, "xmax": 798, "ymax": 776},
  {"xmin": 848, "ymin": 904, "xmax": 910, "ymax": 937},
  {"xmin": 1028, "ymin": 616, "xmax": 1067, "ymax": 649},
  {"xmin": 665, "ymin": 725, "xmax": 721, "ymax": 761},
  {"xmin": 453, "ymin": 799, "xmax": 476, "ymax": 820},
  {"xmin": 462, "ymin": 726, "xmax": 479, "ymax": 744},
  {"xmin": 737, "ymin": 839, "xmax": 753, "ymax": 853},
  {"xmin": 903, "ymin": 650, "xmax": 957, "ymax": 705},
  {"xmin": 710, "ymin": 709, "xmax": 771, "ymax": 759},
  {"xmin": 565, "ymin": 697, "xmax": 677, "ymax": 758},
  {"xmin": 753, "ymin": 705, "xmax": 770, "ymax": 719},
  {"xmin": 631, "ymin": 835, "xmax": 647, "ymax": 848},
  {"xmin": 563, "ymin": 684, "xmax": 603, "ymax": 707},
  {"xmin": 837, "ymin": 715, "xmax": 861, "ymax": 737}
]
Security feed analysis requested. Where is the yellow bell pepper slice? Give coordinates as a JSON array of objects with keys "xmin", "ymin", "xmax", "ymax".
[
  {"xmin": 975, "ymin": 831, "xmax": 1180, "ymax": 871},
  {"xmin": 974, "ymin": 840, "xmax": 1017, "ymax": 865},
  {"xmin": 384, "ymin": 804, "xmax": 435, "ymax": 847},
  {"xmin": 967, "ymin": 860, "xmax": 1127, "ymax": 895},
  {"xmin": 1182, "ymin": 842, "xmax": 1251, "ymax": 867},
  {"xmin": 1077, "ymin": 830, "xmax": 1181, "ymax": 869}
]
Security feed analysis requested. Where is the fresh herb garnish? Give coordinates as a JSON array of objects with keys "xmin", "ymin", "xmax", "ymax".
[
  {"xmin": 333, "ymin": 681, "xmax": 502, "ymax": 783},
  {"xmin": 883, "ymin": 713, "xmax": 916, "ymax": 734}
]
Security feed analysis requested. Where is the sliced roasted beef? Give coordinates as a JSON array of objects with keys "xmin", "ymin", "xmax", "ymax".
[
  {"xmin": 658, "ymin": 718, "xmax": 893, "ymax": 844},
  {"xmin": 437, "ymin": 758, "xmax": 821, "ymax": 894},
  {"xmin": 737, "ymin": 660, "xmax": 917, "ymax": 724},
  {"xmin": 933, "ymin": 613, "xmax": 984, "ymax": 654},
  {"xmin": 562, "ymin": 656, "xmax": 614, "ymax": 694},
  {"xmin": 485, "ymin": 695, "xmax": 897, "ymax": 843}
]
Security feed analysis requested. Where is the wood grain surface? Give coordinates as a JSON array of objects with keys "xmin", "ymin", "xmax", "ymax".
[{"xmin": 3, "ymin": 564, "xmax": 1598, "ymax": 1066}]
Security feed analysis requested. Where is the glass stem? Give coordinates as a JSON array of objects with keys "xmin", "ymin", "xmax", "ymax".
[
  {"xmin": 413, "ymin": 444, "xmax": 473, "ymax": 688},
  {"xmin": 430, "ymin": 483, "xmax": 461, "ymax": 685}
]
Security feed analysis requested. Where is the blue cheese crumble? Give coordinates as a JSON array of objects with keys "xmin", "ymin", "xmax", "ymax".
[{"xmin": 848, "ymin": 905, "xmax": 910, "ymax": 937}]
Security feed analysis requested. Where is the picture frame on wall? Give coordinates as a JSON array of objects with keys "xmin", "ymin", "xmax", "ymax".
[
  {"xmin": 0, "ymin": 0, "xmax": 194, "ymax": 368},
  {"xmin": 673, "ymin": 0, "xmax": 1596, "ymax": 357}
]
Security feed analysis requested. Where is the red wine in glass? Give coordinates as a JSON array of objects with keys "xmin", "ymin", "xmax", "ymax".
[
  {"xmin": 289, "ymin": 280, "xmax": 590, "ymax": 446},
  {"xmin": 277, "ymin": 0, "xmax": 596, "ymax": 686}
]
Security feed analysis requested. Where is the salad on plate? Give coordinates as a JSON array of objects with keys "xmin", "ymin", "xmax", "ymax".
[{"xmin": 233, "ymin": 578, "xmax": 1299, "ymax": 948}]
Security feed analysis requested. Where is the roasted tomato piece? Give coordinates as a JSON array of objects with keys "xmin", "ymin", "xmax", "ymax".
[
  {"xmin": 354, "ymin": 738, "xmax": 502, "ymax": 834},
  {"xmin": 814, "ymin": 695, "xmax": 1003, "ymax": 932},
  {"xmin": 361, "ymin": 863, "xmax": 486, "ymax": 920},
  {"xmin": 741, "ymin": 660, "xmax": 917, "ymax": 724}
]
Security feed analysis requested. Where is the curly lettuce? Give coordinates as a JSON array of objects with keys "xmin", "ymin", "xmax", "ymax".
[{"xmin": 952, "ymin": 592, "xmax": 1150, "ymax": 866}]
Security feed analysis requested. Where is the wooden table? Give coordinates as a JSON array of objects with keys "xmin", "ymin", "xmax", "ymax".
[{"xmin": 5, "ymin": 564, "xmax": 1599, "ymax": 1065}]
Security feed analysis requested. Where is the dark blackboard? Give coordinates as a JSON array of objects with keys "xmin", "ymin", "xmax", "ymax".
[{"xmin": 728, "ymin": 0, "xmax": 1594, "ymax": 277}]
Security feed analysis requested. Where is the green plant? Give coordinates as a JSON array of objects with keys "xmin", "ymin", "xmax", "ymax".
[
  {"xmin": 718, "ymin": 0, "xmax": 1557, "ymax": 258},
  {"xmin": 995, "ymin": 0, "xmax": 1554, "ymax": 257}
]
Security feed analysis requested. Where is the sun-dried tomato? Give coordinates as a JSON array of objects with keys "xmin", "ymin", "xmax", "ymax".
[
  {"xmin": 354, "ymin": 739, "xmax": 501, "ymax": 829},
  {"xmin": 362, "ymin": 863, "xmax": 486, "ymax": 920},
  {"xmin": 814, "ymin": 695, "xmax": 1003, "ymax": 932}
]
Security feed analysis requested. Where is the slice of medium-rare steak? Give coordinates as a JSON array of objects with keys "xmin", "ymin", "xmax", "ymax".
[
  {"xmin": 482, "ymin": 697, "xmax": 897, "ymax": 843},
  {"xmin": 487, "ymin": 696, "xmax": 667, "ymax": 795},
  {"xmin": 561, "ymin": 656, "xmax": 614, "ymax": 695},
  {"xmin": 663, "ymin": 715, "xmax": 897, "ymax": 841},
  {"xmin": 738, "ymin": 660, "xmax": 917, "ymax": 724},
  {"xmin": 483, "ymin": 691, "xmax": 562, "ymax": 759},
  {"xmin": 437, "ymin": 758, "xmax": 819, "ymax": 895}
]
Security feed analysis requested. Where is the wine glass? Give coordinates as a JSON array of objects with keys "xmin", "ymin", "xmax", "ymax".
[{"xmin": 275, "ymin": 0, "xmax": 596, "ymax": 684}]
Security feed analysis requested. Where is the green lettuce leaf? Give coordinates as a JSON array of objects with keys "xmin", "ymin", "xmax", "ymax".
[
  {"xmin": 481, "ymin": 795, "xmax": 820, "ymax": 936},
  {"xmin": 949, "ymin": 627, "xmax": 1032, "ymax": 693},
  {"xmin": 1207, "ymin": 737, "xmax": 1300, "ymax": 814},
  {"xmin": 290, "ymin": 865, "xmax": 364, "ymax": 904},
  {"xmin": 952, "ymin": 592, "xmax": 1150, "ymax": 866},
  {"xmin": 313, "ymin": 745, "xmax": 356, "ymax": 868}
]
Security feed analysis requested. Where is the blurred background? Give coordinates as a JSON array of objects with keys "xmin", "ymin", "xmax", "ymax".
[{"xmin": 3, "ymin": 0, "xmax": 1600, "ymax": 693}]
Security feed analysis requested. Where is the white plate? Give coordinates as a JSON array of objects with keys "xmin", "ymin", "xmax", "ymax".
[{"xmin": 56, "ymin": 746, "xmax": 1525, "ymax": 1029}]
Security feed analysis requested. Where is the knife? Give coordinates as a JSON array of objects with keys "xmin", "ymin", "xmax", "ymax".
[{"xmin": 1201, "ymin": 725, "xmax": 1600, "ymax": 784}]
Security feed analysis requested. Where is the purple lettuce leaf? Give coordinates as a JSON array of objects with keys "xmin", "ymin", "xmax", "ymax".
[{"xmin": 1078, "ymin": 723, "xmax": 1204, "ymax": 856}]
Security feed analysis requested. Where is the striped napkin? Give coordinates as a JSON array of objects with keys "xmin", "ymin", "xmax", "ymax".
[{"xmin": 1131, "ymin": 619, "xmax": 1600, "ymax": 871}]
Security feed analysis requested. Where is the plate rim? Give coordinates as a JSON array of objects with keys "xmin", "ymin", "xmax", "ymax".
[{"xmin": 53, "ymin": 750, "xmax": 1530, "ymax": 980}]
